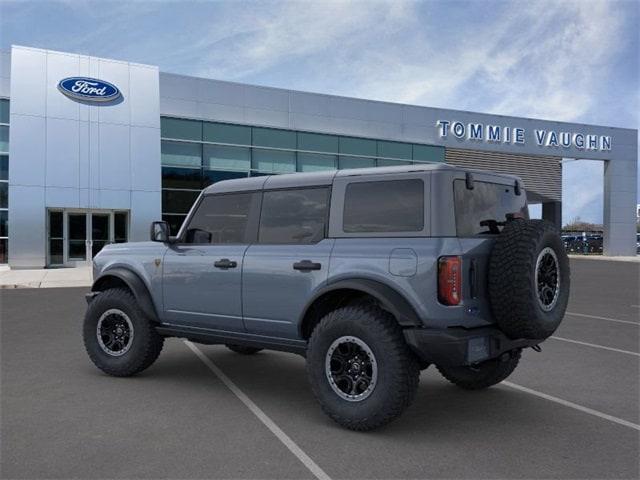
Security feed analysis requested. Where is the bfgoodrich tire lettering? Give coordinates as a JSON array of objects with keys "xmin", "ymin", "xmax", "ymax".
[
  {"xmin": 306, "ymin": 303, "xmax": 419, "ymax": 431},
  {"xmin": 83, "ymin": 288, "xmax": 164, "ymax": 377},
  {"xmin": 489, "ymin": 219, "xmax": 570, "ymax": 340}
]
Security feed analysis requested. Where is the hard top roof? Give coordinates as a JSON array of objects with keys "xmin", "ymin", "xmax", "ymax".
[{"xmin": 202, "ymin": 163, "xmax": 521, "ymax": 194}]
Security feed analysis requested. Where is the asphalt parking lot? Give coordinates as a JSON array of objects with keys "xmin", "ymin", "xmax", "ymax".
[{"xmin": 1, "ymin": 258, "xmax": 638, "ymax": 479}]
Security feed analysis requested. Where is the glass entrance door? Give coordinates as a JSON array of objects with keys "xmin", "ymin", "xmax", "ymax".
[
  {"xmin": 68, "ymin": 213, "xmax": 87, "ymax": 261},
  {"xmin": 47, "ymin": 210, "xmax": 129, "ymax": 267},
  {"xmin": 91, "ymin": 213, "xmax": 110, "ymax": 258}
]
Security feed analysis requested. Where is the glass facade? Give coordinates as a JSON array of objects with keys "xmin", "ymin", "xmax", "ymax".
[
  {"xmin": 0, "ymin": 99, "xmax": 8, "ymax": 263},
  {"xmin": 160, "ymin": 116, "xmax": 445, "ymax": 234}
]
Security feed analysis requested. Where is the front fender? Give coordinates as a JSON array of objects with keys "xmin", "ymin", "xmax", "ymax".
[{"xmin": 91, "ymin": 267, "xmax": 159, "ymax": 322}]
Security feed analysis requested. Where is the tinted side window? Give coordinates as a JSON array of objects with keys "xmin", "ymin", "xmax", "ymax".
[
  {"xmin": 259, "ymin": 188, "xmax": 329, "ymax": 244},
  {"xmin": 184, "ymin": 193, "xmax": 257, "ymax": 244},
  {"xmin": 454, "ymin": 180, "xmax": 529, "ymax": 236},
  {"xmin": 343, "ymin": 179, "xmax": 424, "ymax": 233}
]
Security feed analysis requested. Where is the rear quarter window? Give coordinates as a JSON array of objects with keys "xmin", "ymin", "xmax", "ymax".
[
  {"xmin": 343, "ymin": 179, "xmax": 424, "ymax": 233},
  {"xmin": 454, "ymin": 179, "xmax": 528, "ymax": 236}
]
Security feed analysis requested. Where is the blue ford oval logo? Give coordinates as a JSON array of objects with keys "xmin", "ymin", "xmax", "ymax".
[{"xmin": 57, "ymin": 77, "xmax": 121, "ymax": 102}]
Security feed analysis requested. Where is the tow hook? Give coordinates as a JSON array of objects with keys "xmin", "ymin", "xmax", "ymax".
[{"xmin": 531, "ymin": 344, "xmax": 542, "ymax": 353}]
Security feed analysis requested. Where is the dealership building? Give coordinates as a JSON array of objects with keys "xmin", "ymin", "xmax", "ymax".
[{"xmin": 0, "ymin": 45, "xmax": 637, "ymax": 268}]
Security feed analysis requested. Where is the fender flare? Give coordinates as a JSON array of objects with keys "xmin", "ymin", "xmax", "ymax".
[
  {"xmin": 299, "ymin": 278, "xmax": 422, "ymax": 328},
  {"xmin": 91, "ymin": 267, "xmax": 159, "ymax": 322}
]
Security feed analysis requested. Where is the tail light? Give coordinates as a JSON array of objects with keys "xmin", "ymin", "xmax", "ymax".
[{"xmin": 438, "ymin": 256, "xmax": 462, "ymax": 306}]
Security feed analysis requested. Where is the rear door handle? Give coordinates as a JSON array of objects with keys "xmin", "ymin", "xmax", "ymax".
[
  {"xmin": 293, "ymin": 260, "xmax": 321, "ymax": 271},
  {"xmin": 214, "ymin": 258, "xmax": 237, "ymax": 269}
]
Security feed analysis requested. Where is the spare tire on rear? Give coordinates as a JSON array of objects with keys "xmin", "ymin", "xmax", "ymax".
[{"xmin": 488, "ymin": 219, "xmax": 570, "ymax": 340}]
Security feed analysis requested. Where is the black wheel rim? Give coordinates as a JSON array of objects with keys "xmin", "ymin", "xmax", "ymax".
[
  {"xmin": 325, "ymin": 336, "xmax": 377, "ymax": 402},
  {"xmin": 96, "ymin": 309, "xmax": 134, "ymax": 357},
  {"xmin": 535, "ymin": 247, "xmax": 560, "ymax": 312}
]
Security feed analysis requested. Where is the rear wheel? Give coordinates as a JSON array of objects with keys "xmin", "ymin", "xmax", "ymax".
[
  {"xmin": 225, "ymin": 344, "xmax": 263, "ymax": 355},
  {"xmin": 436, "ymin": 350, "xmax": 521, "ymax": 390},
  {"xmin": 83, "ymin": 288, "xmax": 164, "ymax": 377},
  {"xmin": 306, "ymin": 303, "xmax": 419, "ymax": 431}
]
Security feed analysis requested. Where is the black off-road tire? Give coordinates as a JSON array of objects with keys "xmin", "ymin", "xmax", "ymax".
[
  {"xmin": 83, "ymin": 288, "xmax": 164, "ymax": 377},
  {"xmin": 306, "ymin": 303, "xmax": 420, "ymax": 431},
  {"xmin": 436, "ymin": 349, "xmax": 521, "ymax": 390},
  {"xmin": 225, "ymin": 344, "xmax": 263, "ymax": 355},
  {"xmin": 489, "ymin": 219, "xmax": 570, "ymax": 340}
]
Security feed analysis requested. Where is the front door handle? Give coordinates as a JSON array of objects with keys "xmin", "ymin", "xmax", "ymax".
[
  {"xmin": 293, "ymin": 260, "xmax": 321, "ymax": 271},
  {"xmin": 214, "ymin": 258, "xmax": 237, "ymax": 269}
]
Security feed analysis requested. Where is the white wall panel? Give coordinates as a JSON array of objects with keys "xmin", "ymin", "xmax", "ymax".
[
  {"xmin": 97, "ymin": 60, "xmax": 130, "ymax": 125},
  {"xmin": 98, "ymin": 122, "xmax": 130, "ymax": 190},
  {"xmin": 99, "ymin": 189, "xmax": 131, "ymax": 209},
  {"xmin": 196, "ymin": 77, "xmax": 244, "ymax": 105},
  {"xmin": 8, "ymin": 114, "xmax": 46, "ymax": 186},
  {"xmin": 10, "ymin": 47, "xmax": 46, "ymax": 116},
  {"xmin": 130, "ymin": 190, "xmax": 161, "ymax": 241},
  {"xmin": 46, "ymin": 117, "xmax": 80, "ymax": 188},
  {"xmin": 130, "ymin": 125, "xmax": 160, "ymax": 191},
  {"xmin": 46, "ymin": 186, "xmax": 79, "ymax": 207},
  {"xmin": 46, "ymin": 51, "xmax": 80, "ymax": 121},
  {"xmin": 245, "ymin": 86, "xmax": 288, "ymax": 111},
  {"xmin": 8, "ymin": 185, "xmax": 46, "ymax": 268},
  {"xmin": 130, "ymin": 66, "xmax": 160, "ymax": 128}
]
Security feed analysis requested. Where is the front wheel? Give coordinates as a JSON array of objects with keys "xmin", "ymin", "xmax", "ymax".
[
  {"xmin": 83, "ymin": 288, "xmax": 164, "ymax": 377},
  {"xmin": 436, "ymin": 349, "xmax": 521, "ymax": 390},
  {"xmin": 306, "ymin": 304, "xmax": 419, "ymax": 431}
]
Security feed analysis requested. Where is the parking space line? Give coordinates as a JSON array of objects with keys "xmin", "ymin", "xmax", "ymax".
[
  {"xmin": 550, "ymin": 336, "xmax": 640, "ymax": 356},
  {"xmin": 503, "ymin": 381, "xmax": 640, "ymax": 431},
  {"xmin": 566, "ymin": 311, "xmax": 639, "ymax": 326},
  {"xmin": 184, "ymin": 341, "xmax": 331, "ymax": 480}
]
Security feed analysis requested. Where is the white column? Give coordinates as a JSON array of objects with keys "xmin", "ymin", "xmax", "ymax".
[{"xmin": 603, "ymin": 155, "xmax": 637, "ymax": 256}]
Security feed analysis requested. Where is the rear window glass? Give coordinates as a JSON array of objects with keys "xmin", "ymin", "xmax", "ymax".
[
  {"xmin": 454, "ymin": 180, "xmax": 528, "ymax": 236},
  {"xmin": 343, "ymin": 179, "xmax": 424, "ymax": 233}
]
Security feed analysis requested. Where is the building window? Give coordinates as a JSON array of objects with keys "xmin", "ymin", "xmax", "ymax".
[
  {"xmin": 252, "ymin": 148, "xmax": 296, "ymax": 173},
  {"xmin": 0, "ymin": 99, "xmax": 8, "ymax": 264},
  {"xmin": 252, "ymin": 127, "xmax": 296, "ymax": 149},
  {"xmin": 162, "ymin": 166, "xmax": 202, "ymax": 190},
  {"xmin": 203, "ymin": 144, "xmax": 250, "ymax": 171},
  {"xmin": 203, "ymin": 122, "xmax": 251, "ymax": 145},
  {"xmin": 162, "ymin": 189, "xmax": 200, "ymax": 214},
  {"xmin": 161, "ymin": 140, "xmax": 201, "ymax": 167},
  {"xmin": 338, "ymin": 156, "xmax": 376, "ymax": 169},
  {"xmin": 339, "ymin": 137, "xmax": 377, "ymax": 157},
  {"xmin": 202, "ymin": 170, "xmax": 248, "ymax": 188},
  {"xmin": 161, "ymin": 117, "xmax": 202, "ymax": 141},
  {"xmin": 298, "ymin": 132, "xmax": 339, "ymax": 153},
  {"xmin": 297, "ymin": 152, "xmax": 337, "ymax": 172},
  {"xmin": 159, "ymin": 116, "xmax": 444, "ymax": 230},
  {"xmin": 377, "ymin": 140, "xmax": 412, "ymax": 160}
]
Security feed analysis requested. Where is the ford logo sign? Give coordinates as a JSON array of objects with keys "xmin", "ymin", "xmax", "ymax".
[{"xmin": 57, "ymin": 77, "xmax": 121, "ymax": 102}]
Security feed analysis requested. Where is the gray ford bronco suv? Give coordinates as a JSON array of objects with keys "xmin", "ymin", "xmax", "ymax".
[{"xmin": 84, "ymin": 164, "xmax": 569, "ymax": 430}]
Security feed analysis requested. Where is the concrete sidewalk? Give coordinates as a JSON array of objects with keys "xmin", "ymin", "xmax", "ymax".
[{"xmin": 0, "ymin": 266, "xmax": 92, "ymax": 289}]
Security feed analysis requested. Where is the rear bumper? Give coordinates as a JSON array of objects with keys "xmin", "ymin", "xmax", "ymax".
[{"xmin": 403, "ymin": 326, "xmax": 541, "ymax": 367}]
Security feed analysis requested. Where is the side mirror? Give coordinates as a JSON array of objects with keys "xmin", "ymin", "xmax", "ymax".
[{"xmin": 150, "ymin": 221, "xmax": 170, "ymax": 242}]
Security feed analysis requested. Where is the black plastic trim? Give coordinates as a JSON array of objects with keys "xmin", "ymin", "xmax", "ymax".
[
  {"xmin": 300, "ymin": 278, "xmax": 422, "ymax": 329},
  {"xmin": 91, "ymin": 268, "xmax": 159, "ymax": 322}
]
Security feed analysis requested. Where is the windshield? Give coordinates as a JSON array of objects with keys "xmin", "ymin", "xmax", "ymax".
[{"xmin": 454, "ymin": 179, "xmax": 528, "ymax": 236}]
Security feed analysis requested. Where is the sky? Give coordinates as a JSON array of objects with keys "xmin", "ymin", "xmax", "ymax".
[{"xmin": 1, "ymin": 0, "xmax": 638, "ymax": 224}]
